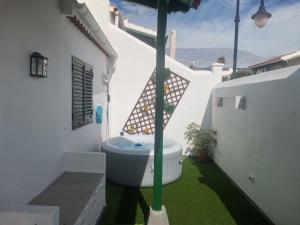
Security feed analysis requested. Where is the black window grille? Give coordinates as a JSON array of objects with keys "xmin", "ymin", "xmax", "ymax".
[{"xmin": 72, "ymin": 56, "xmax": 93, "ymax": 129}]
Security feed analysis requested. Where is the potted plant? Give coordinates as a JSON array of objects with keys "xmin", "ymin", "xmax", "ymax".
[{"xmin": 184, "ymin": 123, "xmax": 217, "ymax": 162}]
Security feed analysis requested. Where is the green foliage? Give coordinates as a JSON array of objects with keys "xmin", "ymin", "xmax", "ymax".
[
  {"xmin": 124, "ymin": 0, "xmax": 200, "ymax": 13},
  {"xmin": 164, "ymin": 68, "xmax": 171, "ymax": 81},
  {"xmin": 230, "ymin": 71, "xmax": 253, "ymax": 80},
  {"xmin": 164, "ymin": 102, "xmax": 176, "ymax": 115},
  {"xmin": 184, "ymin": 123, "xmax": 217, "ymax": 154},
  {"xmin": 151, "ymin": 68, "xmax": 171, "ymax": 85},
  {"xmin": 100, "ymin": 159, "xmax": 270, "ymax": 225}
]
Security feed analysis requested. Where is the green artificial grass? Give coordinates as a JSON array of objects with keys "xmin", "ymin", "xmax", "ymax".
[{"xmin": 99, "ymin": 158, "xmax": 271, "ymax": 225}]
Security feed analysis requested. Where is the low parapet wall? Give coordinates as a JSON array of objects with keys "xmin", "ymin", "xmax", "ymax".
[
  {"xmin": 212, "ymin": 66, "xmax": 300, "ymax": 225},
  {"xmin": 108, "ymin": 24, "xmax": 221, "ymax": 148}
]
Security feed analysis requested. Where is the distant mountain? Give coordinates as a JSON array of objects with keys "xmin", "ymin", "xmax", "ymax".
[{"xmin": 174, "ymin": 48, "xmax": 264, "ymax": 68}]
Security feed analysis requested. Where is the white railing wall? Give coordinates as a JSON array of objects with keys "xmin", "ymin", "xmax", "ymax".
[
  {"xmin": 108, "ymin": 25, "xmax": 224, "ymax": 148},
  {"xmin": 212, "ymin": 66, "xmax": 300, "ymax": 225}
]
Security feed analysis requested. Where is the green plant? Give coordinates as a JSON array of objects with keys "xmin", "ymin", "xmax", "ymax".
[
  {"xmin": 164, "ymin": 102, "xmax": 176, "ymax": 115},
  {"xmin": 184, "ymin": 123, "xmax": 217, "ymax": 154},
  {"xmin": 230, "ymin": 70, "xmax": 253, "ymax": 80}
]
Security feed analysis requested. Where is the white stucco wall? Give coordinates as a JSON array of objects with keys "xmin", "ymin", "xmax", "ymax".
[
  {"xmin": 0, "ymin": 0, "xmax": 110, "ymax": 204},
  {"xmin": 288, "ymin": 57, "xmax": 300, "ymax": 67},
  {"xmin": 108, "ymin": 25, "xmax": 221, "ymax": 148},
  {"xmin": 84, "ymin": 0, "xmax": 111, "ymax": 35},
  {"xmin": 212, "ymin": 66, "xmax": 300, "ymax": 225}
]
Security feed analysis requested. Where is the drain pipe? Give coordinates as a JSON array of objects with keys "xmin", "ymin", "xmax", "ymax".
[{"xmin": 106, "ymin": 82, "xmax": 111, "ymax": 139}]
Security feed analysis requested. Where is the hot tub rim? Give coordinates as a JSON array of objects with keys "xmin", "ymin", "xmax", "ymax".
[{"xmin": 101, "ymin": 135, "xmax": 182, "ymax": 156}]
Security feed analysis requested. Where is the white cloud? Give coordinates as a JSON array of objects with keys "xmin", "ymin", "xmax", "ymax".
[
  {"xmin": 118, "ymin": 0, "xmax": 300, "ymax": 58},
  {"xmin": 119, "ymin": 1, "xmax": 157, "ymax": 29},
  {"xmin": 120, "ymin": 1, "xmax": 153, "ymax": 15},
  {"xmin": 206, "ymin": 0, "xmax": 252, "ymax": 10},
  {"xmin": 239, "ymin": 1, "xmax": 300, "ymax": 56},
  {"xmin": 172, "ymin": 1, "xmax": 300, "ymax": 57}
]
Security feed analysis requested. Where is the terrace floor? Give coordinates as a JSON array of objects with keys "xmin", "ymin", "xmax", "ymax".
[{"xmin": 99, "ymin": 158, "xmax": 271, "ymax": 225}]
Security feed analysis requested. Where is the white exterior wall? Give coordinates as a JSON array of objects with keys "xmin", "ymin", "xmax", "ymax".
[
  {"xmin": 0, "ymin": 0, "xmax": 110, "ymax": 204},
  {"xmin": 288, "ymin": 57, "xmax": 300, "ymax": 67},
  {"xmin": 84, "ymin": 0, "xmax": 111, "ymax": 35},
  {"xmin": 108, "ymin": 25, "xmax": 220, "ymax": 148},
  {"xmin": 212, "ymin": 66, "xmax": 300, "ymax": 225}
]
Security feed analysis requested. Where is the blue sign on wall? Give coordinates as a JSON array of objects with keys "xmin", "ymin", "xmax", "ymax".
[{"xmin": 96, "ymin": 105, "xmax": 103, "ymax": 124}]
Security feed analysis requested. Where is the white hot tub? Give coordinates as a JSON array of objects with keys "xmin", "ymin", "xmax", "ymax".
[{"xmin": 101, "ymin": 135, "xmax": 183, "ymax": 187}]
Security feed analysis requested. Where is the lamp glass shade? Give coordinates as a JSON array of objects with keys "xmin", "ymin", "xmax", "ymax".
[
  {"xmin": 254, "ymin": 16, "xmax": 269, "ymax": 28},
  {"xmin": 37, "ymin": 57, "xmax": 44, "ymax": 76},
  {"xmin": 251, "ymin": 0, "xmax": 271, "ymax": 28},
  {"xmin": 31, "ymin": 57, "xmax": 37, "ymax": 75},
  {"xmin": 43, "ymin": 58, "xmax": 48, "ymax": 76}
]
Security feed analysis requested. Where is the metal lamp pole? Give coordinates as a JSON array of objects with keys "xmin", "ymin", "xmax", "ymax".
[
  {"xmin": 233, "ymin": 0, "xmax": 272, "ymax": 78},
  {"xmin": 232, "ymin": 0, "xmax": 240, "ymax": 77}
]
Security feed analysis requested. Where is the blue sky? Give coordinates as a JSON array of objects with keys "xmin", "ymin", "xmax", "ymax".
[{"xmin": 111, "ymin": 0, "xmax": 300, "ymax": 57}]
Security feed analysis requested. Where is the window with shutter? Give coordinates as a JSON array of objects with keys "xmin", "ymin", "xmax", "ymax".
[{"xmin": 72, "ymin": 56, "xmax": 94, "ymax": 130}]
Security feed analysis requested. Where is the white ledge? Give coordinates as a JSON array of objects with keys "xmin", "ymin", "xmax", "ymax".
[{"xmin": 0, "ymin": 205, "xmax": 59, "ymax": 225}]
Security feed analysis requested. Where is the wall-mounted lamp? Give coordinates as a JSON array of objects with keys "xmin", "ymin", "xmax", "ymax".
[{"xmin": 30, "ymin": 52, "xmax": 48, "ymax": 78}]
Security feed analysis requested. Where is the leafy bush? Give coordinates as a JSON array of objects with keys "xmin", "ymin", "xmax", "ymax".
[
  {"xmin": 230, "ymin": 71, "xmax": 253, "ymax": 80},
  {"xmin": 164, "ymin": 102, "xmax": 176, "ymax": 115},
  {"xmin": 184, "ymin": 123, "xmax": 217, "ymax": 154}
]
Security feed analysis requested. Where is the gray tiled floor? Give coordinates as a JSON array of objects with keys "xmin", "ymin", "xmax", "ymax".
[{"xmin": 30, "ymin": 172, "xmax": 104, "ymax": 225}]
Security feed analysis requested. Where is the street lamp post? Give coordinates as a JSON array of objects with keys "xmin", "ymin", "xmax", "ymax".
[
  {"xmin": 232, "ymin": 0, "xmax": 240, "ymax": 78},
  {"xmin": 232, "ymin": 0, "xmax": 272, "ymax": 77}
]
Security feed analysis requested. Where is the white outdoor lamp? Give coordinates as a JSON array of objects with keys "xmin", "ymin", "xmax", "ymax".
[
  {"xmin": 251, "ymin": 0, "xmax": 272, "ymax": 28},
  {"xmin": 232, "ymin": 0, "xmax": 272, "ymax": 77}
]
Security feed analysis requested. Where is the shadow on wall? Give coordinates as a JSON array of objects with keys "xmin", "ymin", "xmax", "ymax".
[
  {"xmin": 191, "ymin": 158, "xmax": 273, "ymax": 225},
  {"xmin": 201, "ymin": 93, "xmax": 212, "ymax": 129},
  {"xmin": 289, "ymin": 68, "xmax": 300, "ymax": 78}
]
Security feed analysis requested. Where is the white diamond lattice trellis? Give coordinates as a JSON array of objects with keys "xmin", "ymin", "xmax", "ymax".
[{"xmin": 122, "ymin": 70, "xmax": 190, "ymax": 135}]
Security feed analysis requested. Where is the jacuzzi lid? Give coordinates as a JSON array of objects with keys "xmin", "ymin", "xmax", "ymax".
[{"xmin": 102, "ymin": 135, "xmax": 182, "ymax": 155}]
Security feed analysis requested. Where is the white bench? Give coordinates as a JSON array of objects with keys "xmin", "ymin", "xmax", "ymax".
[{"xmin": 0, "ymin": 152, "xmax": 106, "ymax": 225}]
